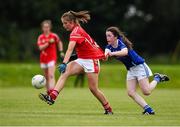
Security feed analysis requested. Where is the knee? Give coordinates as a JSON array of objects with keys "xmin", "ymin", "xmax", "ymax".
[
  {"xmin": 63, "ymin": 71, "xmax": 70, "ymax": 77},
  {"xmin": 142, "ymin": 90, "xmax": 151, "ymax": 96},
  {"xmin": 127, "ymin": 91, "xmax": 136, "ymax": 98}
]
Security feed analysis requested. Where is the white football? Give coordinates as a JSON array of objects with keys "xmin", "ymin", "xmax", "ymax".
[{"xmin": 31, "ymin": 75, "xmax": 46, "ymax": 89}]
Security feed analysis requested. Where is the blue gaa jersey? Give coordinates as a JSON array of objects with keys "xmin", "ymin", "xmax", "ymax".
[{"xmin": 105, "ymin": 38, "xmax": 145, "ymax": 70}]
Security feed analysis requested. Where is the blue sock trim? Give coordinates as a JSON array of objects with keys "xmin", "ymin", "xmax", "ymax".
[
  {"xmin": 154, "ymin": 76, "xmax": 160, "ymax": 83},
  {"xmin": 144, "ymin": 105, "xmax": 150, "ymax": 110},
  {"xmin": 144, "ymin": 105, "xmax": 154, "ymax": 113}
]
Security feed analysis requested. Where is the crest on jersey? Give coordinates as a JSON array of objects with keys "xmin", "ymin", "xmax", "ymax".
[{"xmin": 49, "ymin": 38, "xmax": 55, "ymax": 43}]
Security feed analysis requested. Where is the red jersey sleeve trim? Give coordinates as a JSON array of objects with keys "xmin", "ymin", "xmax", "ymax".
[{"xmin": 70, "ymin": 35, "xmax": 85, "ymax": 44}]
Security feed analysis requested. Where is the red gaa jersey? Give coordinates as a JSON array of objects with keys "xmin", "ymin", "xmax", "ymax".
[
  {"xmin": 70, "ymin": 26, "xmax": 105, "ymax": 59},
  {"xmin": 37, "ymin": 33, "xmax": 60, "ymax": 63}
]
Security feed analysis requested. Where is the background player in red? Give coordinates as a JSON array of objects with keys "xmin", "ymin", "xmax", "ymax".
[
  {"xmin": 39, "ymin": 11, "xmax": 113, "ymax": 114},
  {"xmin": 37, "ymin": 20, "xmax": 64, "ymax": 95}
]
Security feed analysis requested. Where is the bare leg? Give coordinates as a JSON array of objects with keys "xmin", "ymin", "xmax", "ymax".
[
  {"xmin": 47, "ymin": 65, "xmax": 56, "ymax": 90},
  {"xmin": 54, "ymin": 61, "xmax": 84, "ymax": 92},
  {"xmin": 127, "ymin": 79, "xmax": 148, "ymax": 108},
  {"xmin": 39, "ymin": 61, "xmax": 84, "ymax": 103},
  {"xmin": 87, "ymin": 73, "xmax": 110, "ymax": 106},
  {"xmin": 138, "ymin": 78, "xmax": 158, "ymax": 96}
]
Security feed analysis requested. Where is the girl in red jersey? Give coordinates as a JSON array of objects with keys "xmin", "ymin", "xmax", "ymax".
[
  {"xmin": 39, "ymin": 11, "xmax": 113, "ymax": 114},
  {"xmin": 37, "ymin": 20, "xmax": 64, "ymax": 95}
]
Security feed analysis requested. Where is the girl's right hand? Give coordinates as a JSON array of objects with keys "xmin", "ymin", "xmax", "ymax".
[{"xmin": 104, "ymin": 49, "xmax": 111, "ymax": 60}]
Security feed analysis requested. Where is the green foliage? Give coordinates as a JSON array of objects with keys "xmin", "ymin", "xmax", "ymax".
[
  {"xmin": 0, "ymin": 0, "xmax": 180, "ymax": 61},
  {"xmin": 0, "ymin": 87, "xmax": 180, "ymax": 125},
  {"xmin": 0, "ymin": 63, "xmax": 179, "ymax": 89}
]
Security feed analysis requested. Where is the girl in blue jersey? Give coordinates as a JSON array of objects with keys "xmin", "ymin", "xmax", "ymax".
[{"xmin": 105, "ymin": 26, "xmax": 169, "ymax": 115}]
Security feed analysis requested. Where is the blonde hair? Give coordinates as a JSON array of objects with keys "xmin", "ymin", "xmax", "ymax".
[
  {"xmin": 106, "ymin": 26, "xmax": 133, "ymax": 49},
  {"xmin": 41, "ymin": 20, "xmax": 52, "ymax": 28},
  {"xmin": 61, "ymin": 10, "xmax": 91, "ymax": 24}
]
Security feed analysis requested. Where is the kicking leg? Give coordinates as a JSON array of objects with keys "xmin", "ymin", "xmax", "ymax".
[
  {"xmin": 39, "ymin": 61, "xmax": 84, "ymax": 105},
  {"xmin": 139, "ymin": 72, "xmax": 170, "ymax": 96}
]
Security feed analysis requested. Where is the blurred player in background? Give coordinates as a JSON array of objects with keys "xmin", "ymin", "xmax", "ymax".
[
  {"xmin": 39, "ymin": 11, "xmax": 113, "ymax": 114},
  {"xmin": 37, "ymin": 20, "xmax": 64, "ymax": 95},
  {"xmin": 104, "ymin": 26, "xmax": 169, "ymax": 115},
  {"xmin": 74, "ymin": 73, "xmax": 85, "ymax": 88}
]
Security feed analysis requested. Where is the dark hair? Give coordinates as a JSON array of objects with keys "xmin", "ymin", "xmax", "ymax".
[
  {"xmin": 41, "ymin": 20, "xmax": 52, "ymax": 28},
  {"xmin": 61, "ymin": 10, "xmax": 90, "ymax": 24},
  {"xmin": 106, "ymin": 26, "xmax": 133, "ymax": 49}
]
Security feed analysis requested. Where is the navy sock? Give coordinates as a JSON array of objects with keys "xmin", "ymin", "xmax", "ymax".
[{"xmin": 144, "ymin": 105, "xmax": 154, "ymax": 113}]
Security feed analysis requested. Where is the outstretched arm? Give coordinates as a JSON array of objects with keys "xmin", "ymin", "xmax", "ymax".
[
  {"xmin": 110, "ymin": 48, "xmax": 128, "ymax": 57},
  {"xmin": 63, "ymin": 41, "xmax": 76, "ymax": 63}
]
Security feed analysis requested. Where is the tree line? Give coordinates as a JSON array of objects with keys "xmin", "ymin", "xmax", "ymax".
[{"xmin": 0, "ymin": 0, "xmax": 179, "ymax": 62}]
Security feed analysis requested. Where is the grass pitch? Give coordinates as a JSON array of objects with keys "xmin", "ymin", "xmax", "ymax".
[
  {"xmin": 0, "ymin": 87, "xmax": 180, "ymax": 126},
  {"xmin": 0, "ymin": 63, "xmax": 180, "ymax": 126}
]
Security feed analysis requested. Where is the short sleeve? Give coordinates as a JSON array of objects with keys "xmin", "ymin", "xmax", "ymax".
[
  {"xmin": 69, "ymin": 27, "xmax": 85, "ymax": 44},
  {"xmin": 105, "ymin": 45, "xmax": 111, "ymax": 50},
  {"xmin": 70, "ymin": 33, "xmax": 85, "ymax": 44},
  {"xmin": 119, "ymin": 40, "xmax": 127, "ymax": 50}
]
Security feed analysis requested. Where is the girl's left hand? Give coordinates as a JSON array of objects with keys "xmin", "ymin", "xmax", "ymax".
[{"xmin": 58, "ymin": 63, "xmax": 67, "ymax": 73}]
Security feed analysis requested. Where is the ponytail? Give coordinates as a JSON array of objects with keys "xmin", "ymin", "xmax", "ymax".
[
  {"xmin": 106, "ymin": 26, "xmax": 133, "ymax": 49},
  {"xmin": 61, "ymin": 10, "xmax": 90, "ymax": 24}
]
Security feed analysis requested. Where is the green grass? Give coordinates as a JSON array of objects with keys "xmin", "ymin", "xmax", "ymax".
[
  {"xmin": 0, "ymin": 87, "xmax": 180, "ymax": 126},
  {"xmin": 0, "ymin": 63, "xmax": 180, "ymax": 88},
  {"xmin": 0, "ymin": 63, "xmax": 180, "ymax": 125}
]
